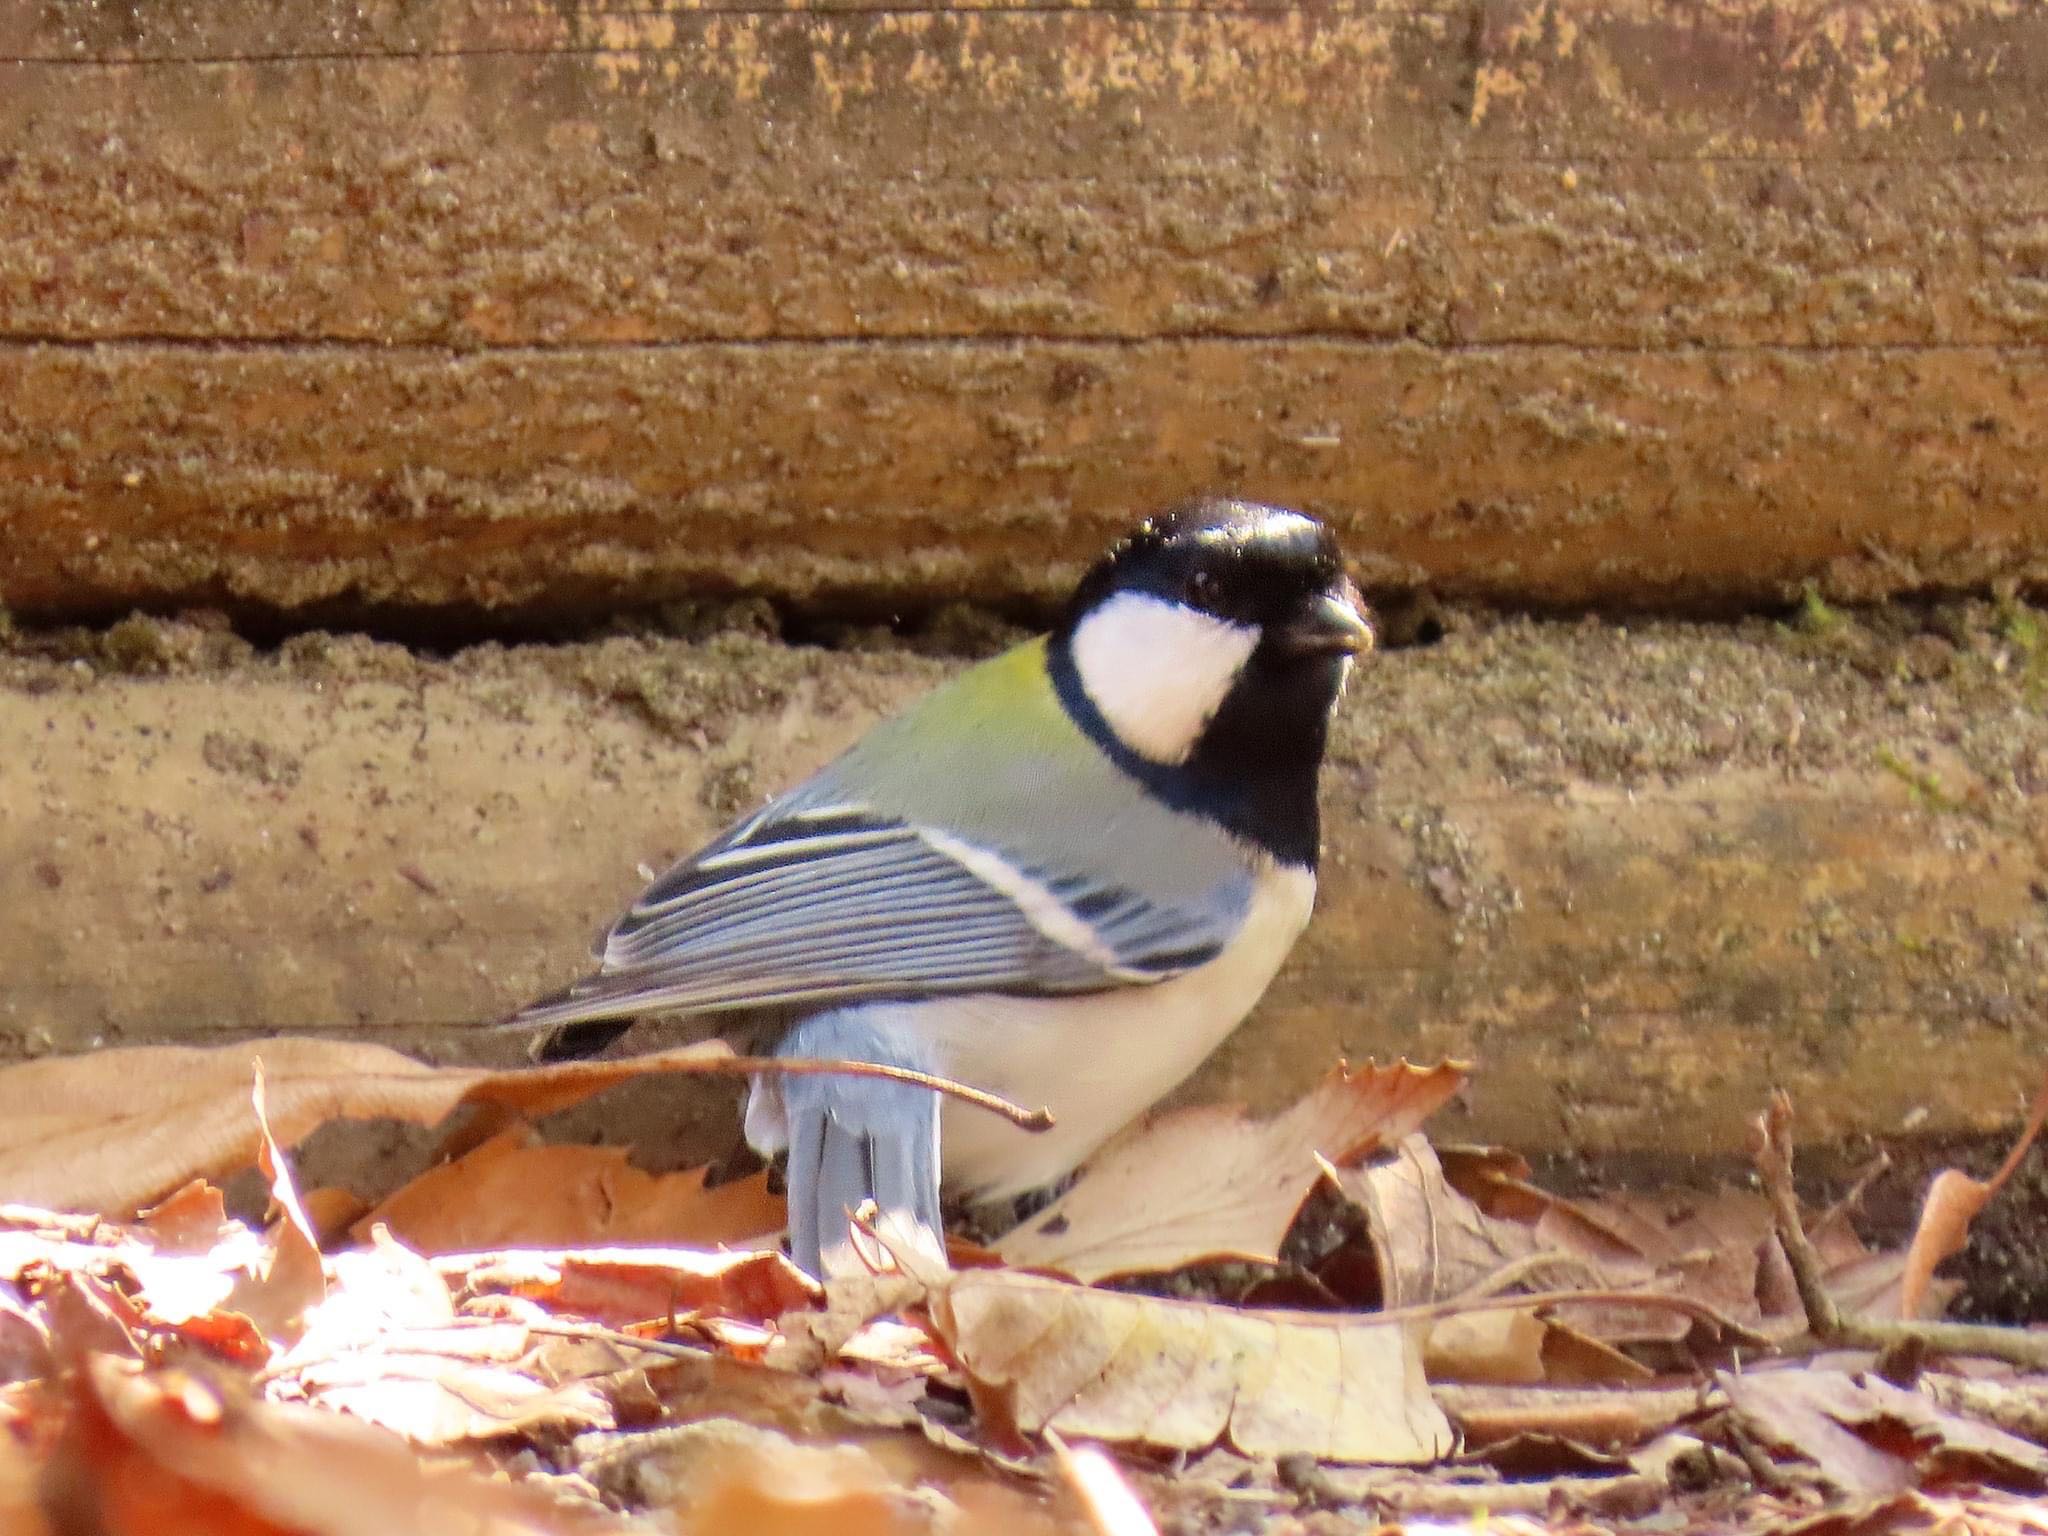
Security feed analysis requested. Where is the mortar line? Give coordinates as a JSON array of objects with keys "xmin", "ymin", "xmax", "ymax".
[{"xmin": 2, "ymin": 332, "xmax": 2047, "ymax": 359}]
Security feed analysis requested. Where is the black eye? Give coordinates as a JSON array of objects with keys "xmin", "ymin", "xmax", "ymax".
[{"xmin": 1186, "ymin": 569, "xmax": 1218, "ymax": 606}]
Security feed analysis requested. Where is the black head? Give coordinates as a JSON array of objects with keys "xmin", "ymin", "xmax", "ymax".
[
  {"xmin": 1064, "ymin": 498, "xmax": 1362, "ymax": 643},
  {"xmin": 1050, "ymin": 499, "xmax": 1371, "ymax": 867}
]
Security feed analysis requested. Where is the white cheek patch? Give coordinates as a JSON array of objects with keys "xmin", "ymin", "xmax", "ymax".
[{"xmin": 1070, "ymin": 592, "xmax": 1259, "ymax": 764}]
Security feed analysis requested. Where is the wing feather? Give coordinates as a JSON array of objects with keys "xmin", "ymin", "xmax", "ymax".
[{"xmin": 510, "ymin": 799, "xmax": 1249, "ymax": 1032}]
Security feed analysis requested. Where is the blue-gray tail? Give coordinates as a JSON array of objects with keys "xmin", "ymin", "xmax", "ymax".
[{"xmin": 771, "ymin": 1013, "xmax": 945, "ymax": 1278}]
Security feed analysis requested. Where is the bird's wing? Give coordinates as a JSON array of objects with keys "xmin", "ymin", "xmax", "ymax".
[{"xmin": 510, "ymin": 800, "xmax": 1249, "ymax": 1031}]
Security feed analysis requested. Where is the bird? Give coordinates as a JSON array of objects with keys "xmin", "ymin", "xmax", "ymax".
[{"xmin": 509, "ymin": 498, "xmax": 1373, "ymax": 1276}]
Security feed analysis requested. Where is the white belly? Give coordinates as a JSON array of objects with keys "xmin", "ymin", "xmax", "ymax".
[{"xmin": 906, "ymin": 862, "xmax": 1316, "ymax": 1198}]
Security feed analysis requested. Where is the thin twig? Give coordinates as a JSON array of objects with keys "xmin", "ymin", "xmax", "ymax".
[
  {"xmin": 1452, "ymin": 1249, "xmax": 1608, "ymax": 1303},
  {"xmin": 572, "ymin": 1052, "xmax": 1055, "ymax": 1132},
  {"xmin": 255, "ymin": 1315, "xmax": 712, "ymax": 1384},
  {"xmin": 516, "ymin": 1318, "xmax": 715, "ymax": 1361},
  {"xmin": 1750, "ymin": 1089, "xmax": 2048, "ymax": 1372},
  {"xmin": 1364, "ymin": 1285, "xmax": 1755, "ymax": 1336},
  {"xmin": 1809, "ymin": 1149, "xmax": 1892, "ymax": 1249},
  {"xmin": 1751, "ymin": 1091, "xmax": 1842, "ymax": 1338}
]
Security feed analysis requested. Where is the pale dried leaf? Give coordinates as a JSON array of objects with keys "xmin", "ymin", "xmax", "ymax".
[
  {"xmin": 284, "ymin": 1229, "xmax": 457, "ymax": 1368},
  {"xmin": 223, "ymin": 1066, "xmax": 325, "ymax": 1347},
  {"xmin": 1719, "ymin": 1369, "xmax": 1916, "ymax": 1500},
  {"xmin": 1534, "ymin": 1322, "xmax": 1654, "ymax": 1389},
  {"xmin": 998, "ymin": 1061, "xmax": 1466, "ymax": 1281},
  {"xmin": 1425, "ymin": 1150, "xmax": 1932, "ymax": 1344},
  {"xmin": 0, "ymin": 1201, "xmax": 285, "ymax": 1364},
  {"xmin": 1835, "ymin": 1375, "xmax": 2048, "ymax": 1489},
  {"xmin": 1420, "ymin": 1305, "xmax": 1647, "ymax": 1390},
  {"xmin": 1722, "ymin": 1368, "xmax": 2048, "ymax": 1498},
  {"xmin": 1326, "ymin": 1135, "xmax": 1548, "ymax": 1307},
  {"xmin": 0, "ymin": 1284, "xmax": 49, "ymax": 1384},
  {"xmin": 594, "ymin": 1418, "xmax": 1037, "ymax": 1536},
  {"xmin": 358, "ymin": 1130, "xmax": 785, "ymax": 1253},
  {"xmin": 0, "ymin": 1036, "xmax": 735, "ymax": 1216},
  {"xmin": 270, "ymin": 1233, "xmax": 669, "ymax": 1446},
  {"xmin": 278, "ymin": 1321, "xmax": 621, "ymax": 1446},
  {"xmin": 932, "ymin": 1269, "xmax": 1452, "ymax": 1465}
]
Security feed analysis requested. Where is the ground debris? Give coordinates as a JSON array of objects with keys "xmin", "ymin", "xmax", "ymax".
[{"xmin": 2, "ymin": 1045, "xmax": 2047, "ymax": 1532}]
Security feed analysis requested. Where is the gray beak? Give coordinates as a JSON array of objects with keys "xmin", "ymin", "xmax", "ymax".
[{"xmin": 1282, "ymin": 584, "xmax": 1374, "ymax": 657}]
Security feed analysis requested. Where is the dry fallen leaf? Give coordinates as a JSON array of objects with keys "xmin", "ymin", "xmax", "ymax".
[
  {"xmin": 0, "ymin": 1199, "xmax": 285, "ymax": 1367},
  {"xmin": 1719, "ymin": 1368, "xmax": 2048, "ymax": 1501},
  {"xmin": 1414, "ymin": 1305, "xmax": 1647, "ymax": 1392},
  {"xmin": 275, "ymin": 1319, "xmax": 627, "ymax": 1446},
  {"xmin": 1899, "ymin": 1072, "xmax": 2048, "ymax": 1320},
  {"xmin": 998, "ymin": 1061, "xmax": 1466, "ymax": 1281},
  {"xmin": 265, "ymin": 1228, "xmax": 679, "ymax": 1447},
  {"xmin": 263, "ymin": 1230, "xmax": 569, "ymax": 1445},
  {"xmin": 1384, "ymin": 1144, "xmax": 1930, "ymax": 1350},
  {"xmin": 1438, "ymin": 1383, "xmax": 1704, "ymax": 1458},
  {"xmin": 1718, "ymin": 1368, "xmax": 1916, "ymax": 1501},
  {"xmin": 41, "ymin": 1353, "xmax": 622, "ymax": 1535},
  {"xmin": 447, "ymin": 1244, "xmax": 818, "ymax": 1326},
  {"xmin": 930, "ymin": 1269, "xmax": 1452, "ymax": 1465},
  {"xmin": 0, "ymin": 1427, "xmax": 50, "ymax": 1536},
  {"xmin": 588, "ymin": 1415, "xmax": 1059, "ymax": 1536},
  {"xmin": 0, "ymin": 1035, "xmax": 739, "ymax": 1216},
  {"xmin": 358, "ymin": 1129, "xmax": 785, "ymax": 1253},
  {"xmin": 1326, "ymin": 1135, "xmax": 1550, "ymax": 1307}
]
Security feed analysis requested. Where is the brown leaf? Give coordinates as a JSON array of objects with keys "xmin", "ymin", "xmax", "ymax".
[
  {"xmin": 997, "ymin": 1061, "xmax": 1467, "ymax": 1281},
  {"xmin": 0, "ymin": 1428, "xmax": 50, "ymax": 1536},
  {"xmin": 448, "ymin": 1245, "xmax": 818, "ymax": 1326},
  {"xmin": 1421, "ymin": 1309, "xmax": 1547, "ymax": 1386},
  {"xmin": 1437, "ymin": 1384, "xmax": 1702, "ymax": 1457},
  {"xmin": 358, "ymin": 1130, "xmax": 785, "ymax": 1254},
  {"xmin": 1842, "ymin": 1375, "xmax": 2048, "ymax": 1489},
  {"xmin": 0, "ymin": 1035, "xmax": 737, "ymax": 1217},
  {"xmin": 1323, "ymin": 1139, "xmax": 1698, "ymax": 1383},
  {"xmin": 1900, "ymin": 1071, "xmax": 2048, "ymax": 1320},
  {"xmin": 930, "ymin": 1269, "xmax": 1452, "ymax": 1465},
  {"xmin": 300, "ymin": 1189, "xmax": 372, "ymax": 1249},
  {"xmin": 136, "ymin": 1184, "xmax": 237, "ymax": 1256},
  {"xmin": 41, "ymin": 1354, "xmax": 621, "ymax": 1535}
]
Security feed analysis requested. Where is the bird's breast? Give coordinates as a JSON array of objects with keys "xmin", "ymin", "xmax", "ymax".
[{"xmin": 910, "ymin": 861, "xmax": 1317, "ymax": 1200}]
